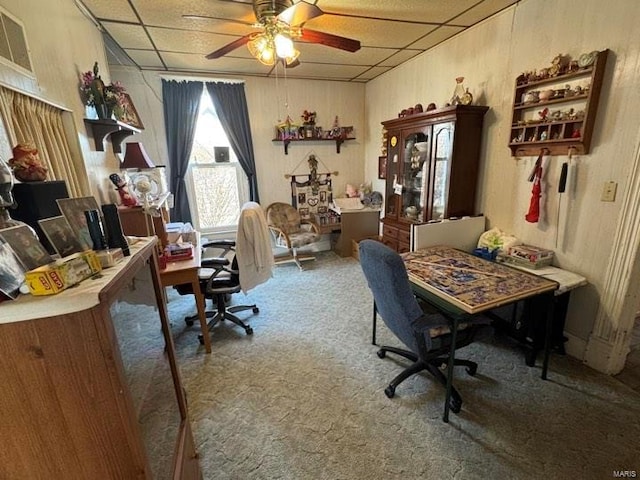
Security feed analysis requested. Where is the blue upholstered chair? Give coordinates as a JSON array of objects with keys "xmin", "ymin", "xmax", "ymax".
[{"xmin": 358, "ymin": 239, "xmax": 487, "ymax": 417}]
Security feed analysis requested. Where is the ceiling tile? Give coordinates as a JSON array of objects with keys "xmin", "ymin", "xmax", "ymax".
[
  {"xmin": 302, "ymin": 16, "xmax": 437, "ymax": 49},
  {"xmin": 133, "ymin": 0, "xmax": 256, "ymax": 35},
  {"xmin": 454, "ymin": 0, "xmax": 519, "ymax": 26},
  {"xmin": 102, "ymin": 22, "xmax": 154, "ymax": 49},
  {"xmin": 409, "ymin": 26, "xmax": 466, "ymax": 50},
  {"xmin": 352, "ymin": 66, "xmax": 393, "ymax": 81},
  {"xmin": 270, "ymin": 62, "xmax": 370, "ymax": 81},
  {"xmin": 161, "ymin": 51, "xmax": 273, "ymax": 75},
  {"xmin": 147, "ymin": 26, "xmax": 236, "ymax": 55},
  {"xmin": 317, "ymin": 0, "xmax": 479, "ymax": 24},
  {"xmin": 295, "ymin": 44, "xmax": 397, "ymax": 66},
  {"xmin": 80, "ymin": 0, "xmax": 138, "ymax": 23},
  {"xmin": 125, "ymin": 49, "xmax": 165, "ymax": 68},
  {"xmin": 378, "ymin": 49, "xmax": 422, "ymax": 67}
]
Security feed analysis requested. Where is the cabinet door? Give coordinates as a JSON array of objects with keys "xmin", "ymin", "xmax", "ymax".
[
  {"xmin": 400, "ymin": 129, "xmax": 430, "ymax": 222},
  {"xmin": 425, "ymin": 122, "xmax": 454, "ymax": 221},
  {"xmin": 384, "ymin": 131, "xmax": 401, "ymax": 220}
]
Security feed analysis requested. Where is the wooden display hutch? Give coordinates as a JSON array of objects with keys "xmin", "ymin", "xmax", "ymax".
[
  {"xmin": 381, "ymin": 105, "xmax": 488, "ymax": 252},
  {"xmin": 509, "ymin": 49, "xmax": 608, "ymax": 156},
  {"xmin": 0, "ymin": 239, "xmax": 201, "ymax": 479}
]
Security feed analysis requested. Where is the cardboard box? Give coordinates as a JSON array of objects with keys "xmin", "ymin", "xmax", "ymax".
[{"xmin": 25, "ymin": 251, "xmax": 102, "ymax": 295}]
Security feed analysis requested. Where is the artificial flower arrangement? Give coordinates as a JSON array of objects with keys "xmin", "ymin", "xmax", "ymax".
[
  {"xmin": 301, "ymin": 110, "xmax": 316, "ymax": 125},
  {"xmin": 80, "ymin": 62, "xmax": 126, "ymax": 117}
]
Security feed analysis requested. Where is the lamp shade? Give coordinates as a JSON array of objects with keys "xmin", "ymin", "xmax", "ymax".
[{"xmin": 121, "ymin": 142, "xmax": 155, "ymax": 169}]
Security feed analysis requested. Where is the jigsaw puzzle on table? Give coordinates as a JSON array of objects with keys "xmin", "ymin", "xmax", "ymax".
[{"xmin": 402, "ymin": 246, "xmax": 557, "ymax": 313}]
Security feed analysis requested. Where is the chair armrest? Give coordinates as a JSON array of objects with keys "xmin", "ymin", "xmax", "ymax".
[
  {"xmin": 201, "ymin": 257, "xmax": 230, "ymax": 268},
  {"xmin": 302, "ymin": 220, "xmax": 320, "ymax": 235},
  {"xmin": 267, "ymin": 225, "xmax": 292, "ymax": 247},
  {"xmin": 202, "ymin": 239, "xmax": 235, "ymax": 249}
]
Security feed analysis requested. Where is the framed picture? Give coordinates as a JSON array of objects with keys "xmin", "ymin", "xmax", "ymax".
[
  {"xmin": 378, "ymin": 156, "xmax": 387, "ymax": 180},
  {"xmin": 0, "ymin": 240, "xmax": 26, "ymax": 299},
  {"xmin": 0, "ymin": 225, "xmax": 53, "ymax": 270},
  {"xmin": 116, "ymin": 93, "xmax": 144, "ymax": 129},
  {"xmin": 56, "ymin": 196, "xmax": 101, "ymax": 250},
  {"xmin": 38, "ymin": 216, "xmax": 85, "ymax": 258}
]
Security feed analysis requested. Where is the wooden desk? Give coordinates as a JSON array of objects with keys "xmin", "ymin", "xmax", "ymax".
[
  {"xmin": 160, "ymin": 241, "xmax": 212, "ymax": 353},
  {"xmin": 402, "ymin": 246, "xmax": 557, "ymax": 422}
]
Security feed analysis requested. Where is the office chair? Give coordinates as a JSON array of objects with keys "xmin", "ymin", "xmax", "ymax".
[
  {"xmin": 265, "ymin": 202, "xmax": 320, "ymax": 270},
  {"xmin": 358, "ymin": 239, "xmax": 486, "ymax": 417},
  {"xmin": 176, "ymin": 202, "xmax": 273, "ymax": 344}
]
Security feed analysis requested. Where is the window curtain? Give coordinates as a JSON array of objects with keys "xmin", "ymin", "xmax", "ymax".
[
  {"xmin": 205, "ymin": 82, "xmax": 260, "ymax": 203},
  {"xmin": 0, "ymin": 86, "xmax": 90, "ymax": 197},
  {"xmin": 161, "ymin": 80, "xmax": 203, "ymax": 223}
]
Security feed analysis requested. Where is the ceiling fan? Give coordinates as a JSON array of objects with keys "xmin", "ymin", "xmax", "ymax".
[{"xmin": 186, "ymin": 0, "xmax": 361, "ymax": 66}]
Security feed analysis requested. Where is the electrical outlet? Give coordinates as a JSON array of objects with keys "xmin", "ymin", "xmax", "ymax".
[{"xmin": 601, "ymin": 181, "xmax": 617, "ymax": 202}]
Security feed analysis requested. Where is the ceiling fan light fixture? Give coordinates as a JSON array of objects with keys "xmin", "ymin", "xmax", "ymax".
[
  {"xmin": 247, "ymin": 33, "xmax": 276, "ymax": 65},
  {"xmin": 274, "ymin": 33, "xmax": 294, "ymax": 58}
]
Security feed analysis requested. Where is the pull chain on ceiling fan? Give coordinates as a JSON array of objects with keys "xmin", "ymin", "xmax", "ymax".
[{"xmin": 186, "ymin": 0, "xmax": 361, "ymax": 67}]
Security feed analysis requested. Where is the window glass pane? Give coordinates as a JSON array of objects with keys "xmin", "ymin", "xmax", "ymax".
[{"xmin": 191, "ymin": 164, "xmax": 241, "ymax": 230}]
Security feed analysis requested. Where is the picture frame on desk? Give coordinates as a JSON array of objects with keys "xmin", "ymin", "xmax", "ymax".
[
  {"xmin": 56, "ymin": 196, "xmax": 101, "ymax": 250},
  {"xmin": 0, "ymin": 224, "xmax": 53, "ymax": 270},
  {"xmin": 0, "ymin": 240, "xmax": 26, "ymax": 299},
  {"xmin": 38, "ymin": 216, "xmax": 85, "ymax": 258}
]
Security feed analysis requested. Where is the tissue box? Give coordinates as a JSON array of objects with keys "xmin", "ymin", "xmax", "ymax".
[{"xmin": 25, "ymin": 251, "xmax": 102, "ymax": 295}]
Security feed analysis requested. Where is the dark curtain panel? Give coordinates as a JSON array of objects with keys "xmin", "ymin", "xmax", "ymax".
[
  {"xmin": 161, "ymin": 80, "xmax": 203, "ymax": 223},
  {"xmin": 205, "ymin": 82, "xmax": 260, "ymax": 203}
]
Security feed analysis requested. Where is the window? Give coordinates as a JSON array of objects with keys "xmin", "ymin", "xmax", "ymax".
[{"xmin": 185, "ymin": 89, "xmax": 248, "ymax": 235}]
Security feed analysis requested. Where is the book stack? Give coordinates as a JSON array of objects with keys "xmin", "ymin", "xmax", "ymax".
[{"xmin": 165, "ymin": 242, "xmax": 193, "ymax": 261}]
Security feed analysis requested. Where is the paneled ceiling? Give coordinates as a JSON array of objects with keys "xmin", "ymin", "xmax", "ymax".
[{"xmin": 78, "ymin": 0, "xmax": 518, "ymax": 83}]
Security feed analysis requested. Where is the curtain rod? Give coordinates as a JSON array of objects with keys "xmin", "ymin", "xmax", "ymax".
[{"xmin": 158, "ymin": 73, "xmax": 244, "ymax": 84}]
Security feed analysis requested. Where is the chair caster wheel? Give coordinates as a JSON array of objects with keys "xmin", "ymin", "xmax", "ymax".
[
  {"xmin": 466, "ymin": 364, "xmax": 477, "ymax": 376},
  {"xmin": 252, "ymin": 307, "xmax": 259, "ymax": 314},
  {"xmin": 198, "ymin": 334, "xmax": 205, "ymax": 345},
  {"xmin": 245, "ymin": 327, "xmax": 253, "ymax": 335},
  {"xmin": 377, "ymin": 350, "xmax": 386, "ymax": 359},
  {"xmin": 185, "ymin": 318, "xmax": 195, "ymax": 327},
  {"xmin": 449, "ymin": 396, "xmax": 462, "ymax": 414},
  {"xmin": 384, "ymin": 385, "xmax": 395, "ymax": 398}
]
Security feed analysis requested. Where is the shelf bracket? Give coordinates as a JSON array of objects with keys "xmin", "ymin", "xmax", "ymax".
[{"xmin": 84, "ymin": 119, "xmax": 141, "ymax": 154}]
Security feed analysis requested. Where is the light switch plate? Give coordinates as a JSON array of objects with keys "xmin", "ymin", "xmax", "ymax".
[{"xmin": 601, "ymin": 181, "xmax": 617, "ymax": 202}]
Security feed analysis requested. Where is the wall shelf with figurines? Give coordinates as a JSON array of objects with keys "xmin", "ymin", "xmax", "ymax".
[
  {"xmin": 273, "ymin": 112, "xmax": 354, "ymax": 154},
  {"xmin": 509, "ymin": 49, "xmax": 609, "ymax": 156}
]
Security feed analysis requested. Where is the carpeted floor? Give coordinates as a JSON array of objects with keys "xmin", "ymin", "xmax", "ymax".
[{"xmin": 165, "ymin": 251, "xmax": 640, "ymax": 480}]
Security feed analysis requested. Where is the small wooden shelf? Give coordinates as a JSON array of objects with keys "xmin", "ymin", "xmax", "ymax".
[
  {"xmin": 509, "ymin": 49, "xmax": 608, "ymax": 156},
  {"xmin": 272, "ymin": 137, "xmax": 355, "ymax": 155},
  {"xmin": 84, "ymin": 118, "xmax": 141, "ymax": 154}
]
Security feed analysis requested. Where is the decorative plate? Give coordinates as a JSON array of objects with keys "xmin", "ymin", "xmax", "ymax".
[{"xmin": 578, "ymin": 51, "xmax": 598, "ymax": 68}]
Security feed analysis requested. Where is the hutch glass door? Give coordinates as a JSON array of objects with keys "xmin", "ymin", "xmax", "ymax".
[
  {"xmin": 429, "ymin": 122, "xmax": 453, "ymax": 220},
  {"xmin": 401, "ymin": 131, "xmax": 429, "ymax": 222}
]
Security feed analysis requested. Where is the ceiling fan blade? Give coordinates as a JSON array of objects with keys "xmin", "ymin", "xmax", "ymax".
[
  {"xmin": 206, "ymin": 34, "xmax": 252, "ymax": 59},
  {"xmin": 277, "ymin": 1, "xmax": 323, "ymax": 26},
  {"xmin": 299, "ymin": 29, "xmax": 361, "ymax": 52}
]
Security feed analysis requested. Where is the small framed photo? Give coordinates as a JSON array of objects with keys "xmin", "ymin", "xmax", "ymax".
[
  {"xmin": 378, "ymin": 156, "xmax": 387, "ymax": 180},
  {"xmin": 0, "ymin": 225, "xmax": 53, "ymax": 270},
  {"xmin": 116, "ymin": 93, "xmax": 144, "ymax": 130},
  {"xmin": 38, "ymin": 216, "xmax": 85, "ymax": 258},
  {"xmin": 56, "ymin": 196, "xmax": 101, "ymax": 250},
  {"xmin": 0, "ymin": 240, "xmax": 26, "ymax": 299}
]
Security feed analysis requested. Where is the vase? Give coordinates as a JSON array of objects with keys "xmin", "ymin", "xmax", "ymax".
[{"xmin": 94, "ymin": 104, "xmax": 113, "ymax": 120}]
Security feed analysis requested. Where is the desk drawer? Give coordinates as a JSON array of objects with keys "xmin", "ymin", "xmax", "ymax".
[
  {"xmin": 398, "ymin": 229, "xmax": 411, "ymax": 245},
  {"xmin": 382, "ymin": 225, "xmax": 398, "ymax": 239}
]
